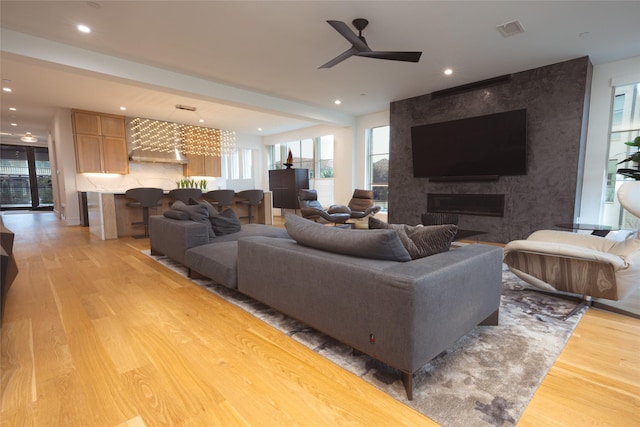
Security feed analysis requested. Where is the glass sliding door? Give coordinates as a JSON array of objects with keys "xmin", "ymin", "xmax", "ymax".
[{"xmin": 0, "ymin": 144, "xmax": 53, "ymax": 210}]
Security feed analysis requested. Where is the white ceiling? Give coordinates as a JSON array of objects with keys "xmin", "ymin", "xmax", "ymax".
[{"xmin": 2, "ymin": 1, "xmax": 640, "ymax": 146}]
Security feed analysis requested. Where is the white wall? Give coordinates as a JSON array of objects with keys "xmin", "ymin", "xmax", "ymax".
[
  {"xmin": 581, "ymin": 55, "xmax": 640, "ymax": 224},
  {"xmin": 51, "ymin": 108, "xmax": 81, "ymax": 225}
]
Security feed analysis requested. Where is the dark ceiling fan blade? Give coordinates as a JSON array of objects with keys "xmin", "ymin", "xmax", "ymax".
[
  {"xmin": 326, "ymin": 20, "xmax": 371, "ymax": 52},
  {"xmin": 319, "ymin": 47, "xmax": 359, "ymax": 69},
  {"xmin": 356, "ymin": 51, "xmax": 423, "ymax": 62}
]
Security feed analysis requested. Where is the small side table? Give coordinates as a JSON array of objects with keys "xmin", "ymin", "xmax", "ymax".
[{"xmin": 555, "ymin": 223, "xmax": 620, "ymax": 237}]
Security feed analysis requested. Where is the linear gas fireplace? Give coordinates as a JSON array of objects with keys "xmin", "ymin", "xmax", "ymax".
[{"xmin": 427, "ymin": 193, "xmax": 505, "ymax": 217}]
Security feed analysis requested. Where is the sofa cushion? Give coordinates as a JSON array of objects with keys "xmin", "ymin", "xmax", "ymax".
[
  {"xmin": 188, "ymin": 198, "xmax": 240, "ymax": 236},
  {"xmin": 172, "ymin": 200, "xmax": 215, "ymax": 238},
  {"xmin": 185, "ymin": 241, "xmax": 239, "ymax": 289},
  {"xmin": 285, "ymin": 214, "xmax": 411, "ymax": 262},
  {"xmin": 369, "ymin": 216, "xmax": 457, "ymax": 259},
  {"xmin": 163, "ymin": 209, "xmax": 191, "ymax": 220},
  {"xmin": 210, "ymin": 209, "xmax": 242, "ymax": 236}
]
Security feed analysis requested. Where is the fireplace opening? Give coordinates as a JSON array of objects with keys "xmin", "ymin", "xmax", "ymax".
[{"xmin": 427, "ymin": 193, "xmax": 505, "ymax": 217}]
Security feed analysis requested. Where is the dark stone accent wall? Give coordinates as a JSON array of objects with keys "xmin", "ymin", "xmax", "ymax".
[{"xmin": 389, "ymin": 57, "xmax": 593, "ymax": 243}]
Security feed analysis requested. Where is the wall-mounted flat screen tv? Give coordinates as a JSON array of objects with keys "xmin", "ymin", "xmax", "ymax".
[{"xmin": 411, "ymin": 109, "xmax": 527, "ymax": 180}]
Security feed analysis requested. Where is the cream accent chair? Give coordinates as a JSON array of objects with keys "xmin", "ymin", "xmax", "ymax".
[{"xmin": 504, "ymin": 181, "xmax": 640, "ymax": 303}]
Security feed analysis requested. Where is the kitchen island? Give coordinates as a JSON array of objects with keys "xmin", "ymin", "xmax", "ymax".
[{"xmin": 83, "ymin": 191, "xmax": 273, "ymax": 240}]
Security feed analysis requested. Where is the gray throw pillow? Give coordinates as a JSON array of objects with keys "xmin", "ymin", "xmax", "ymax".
[
  {"xmin": 368, "ymin": 216, "xmax": 457, "ymax": 259},
  {"xmin": 210, "ymin": 208, "xmax": 241, "ymax": 236},
  {"xmin": 163, "ymin": 209, "xmax": 191, "ymax": 220},
  {"xmin": 172, "ymin": 200, "xmax": 215, "ymax": 238},
  {"xmin": 285, "ymin": 214, "xmax": 411, "ymax": 262}
]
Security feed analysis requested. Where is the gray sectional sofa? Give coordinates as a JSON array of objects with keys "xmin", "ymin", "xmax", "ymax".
[{"xmin": 148, "ymin": 212, "xmax": 503, "ymax": 400}]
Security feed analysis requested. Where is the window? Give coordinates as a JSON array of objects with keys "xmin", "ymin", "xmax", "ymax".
[
  {"xmin": 268, "ymin": 139, "xmax": 315, "ymax": 177},
  {"xmin": 316, "ymin": 135, "xmax": 334, "ymax": 178},
  {"xmin": 268, "ymin": 136, "xmax": 334, "ymax": 179},
  {"xmin": 604, "ymin": 82, "xmax": 640, "ymax": 226},
  {"xmin": 367, "ymin": 126, "xmax": 390, "ymax": 211},
  {"xmin": 222, "ymin": 148, "xmax": 253, "ymax": 180},
  {"xmin": 267, "ymin": 136, "xmax": 334, "ymax": 204}
]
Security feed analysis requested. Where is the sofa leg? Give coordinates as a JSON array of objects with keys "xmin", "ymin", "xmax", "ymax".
[
  {"xmin": 480, "ymin": 309, "xmax": 499, "ymax": 326},
  {"xmin": 401, "ymin": 371, "xmax": 414, "ymax": 401},
  {"xmin": 188, "ymin": 269, "xmax": 207, "ymax": 280}
]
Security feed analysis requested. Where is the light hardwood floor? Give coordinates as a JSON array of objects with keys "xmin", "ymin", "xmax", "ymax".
[{"xmin": 1, "ymin": 213, "xmax": 638, "ymax": 426}]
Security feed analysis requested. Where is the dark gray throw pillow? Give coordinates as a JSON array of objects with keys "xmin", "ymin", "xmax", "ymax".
[
  {"xmin": 368, "ymin": 216, "xmax": 457, "ymax": 259},
  {"xmin": 163, "ymin": 209, "xmax": 191, "ymax": 220},
  {"xmin": 210, "ymin": 208, "xmax": 241, "ymax": 236},
  {"xmin": 171, "ymin": 200, "xmax": 215, "ymax": 238},
  {"xmin": 285, "ymin": 214, "xmax": 411, "ymax": 262}
]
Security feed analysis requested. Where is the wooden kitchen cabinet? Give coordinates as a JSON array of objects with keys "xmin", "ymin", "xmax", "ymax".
[
  {"xmin": 72, "ymin": 110, "xmax": 129, "ymax": 174},
  {"xmin": 183, "ymin": 154, "xmax": 221, "ymax": 177}
]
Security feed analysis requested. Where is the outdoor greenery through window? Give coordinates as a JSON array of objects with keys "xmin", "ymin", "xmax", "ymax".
[{"xmin": 367, "ymin": 125, "xmax": 389, "ymax": 211}]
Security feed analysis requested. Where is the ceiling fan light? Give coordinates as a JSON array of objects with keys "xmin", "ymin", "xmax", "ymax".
[{"xmin": 20, "ymin": 132, "xmax": 38, "ymax": 143}]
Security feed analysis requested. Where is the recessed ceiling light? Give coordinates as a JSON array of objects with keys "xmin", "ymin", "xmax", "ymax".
[
  {"xmin": 119, "ymin": 106, "xmax": 126, "ymax": 111},
  {"xmin": 334, "ymin": 99, "xmax": 342, "ymax": 105},
  {"xmin": 444, "ymin": 68, "xmax": 453, "ymax": 75},
  {"xmin": 9, "ymin": 107, "xmax": 16, "ymax": 111},
  {"xmin": 77, "ymin": 24, "xmax": 91, "ymax": 33},
  {"xmin": 10, "ymin": 123, "xmax": 17, "ymax": 127},
  {"xmin": 257, "ymin": 128, "xmax": 263, "ymax": 132},
  {"xmin": 2, "ymin": 87, "xmax": 12, "ymax": 92},
  {"xmin": 199, "ymin": 119, "xmax": 204, "ymax": 123}
]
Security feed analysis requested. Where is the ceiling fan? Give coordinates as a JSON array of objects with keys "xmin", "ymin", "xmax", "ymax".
[{"xmin": 319, "ymin": 18, "xmax": 422, "ymax": 69}]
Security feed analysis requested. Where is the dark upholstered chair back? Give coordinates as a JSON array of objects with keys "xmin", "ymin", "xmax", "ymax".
[
  {"xmin": 236, "ymin": 189, "xmax": 263, "ymax": 205},
  {"xmin": 168, "ymin": 188, "xmax": 202, "ymax": 204},
  {"xmin": 236, "ymin": 189, "xmax": 264, "ymax": 223},
  {"xmin": 125, "ymin": 187, "xmax": 164, "ymax": 237},
  {"xmin": 348, "ymin": 189, "xmax": 374, "ymax": 212},
  {"xmin": 299, "ymin": 189, "xmax": 324, "ymax": 210},
  {"xmin": 203, "ymin": 189, "xmax": 235, "ymax": 208},
  {"xmin": 125, "ymin": 187, "xmax": 164, "ymax": 208}
]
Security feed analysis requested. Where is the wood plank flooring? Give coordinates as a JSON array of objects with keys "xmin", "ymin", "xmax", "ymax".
[{"xmin": 1, "ymin": 212, "xmax": 639, "ymax": 426}]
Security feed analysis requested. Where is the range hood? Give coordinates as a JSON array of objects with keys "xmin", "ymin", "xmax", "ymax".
[{"xmin": 128, "ymin": 147, "xmax": 188, "ymax": 164}]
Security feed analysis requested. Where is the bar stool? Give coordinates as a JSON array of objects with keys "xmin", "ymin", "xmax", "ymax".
[
  {"xmin": 203, "ymin": 189, "xmax": 235, "ymax": 210},
  {"xmin": 168, "ymin": 188, "xmax": 202, "ymax": 205},
  {"xmin": 125, "ymin": 187, "xmax": 164, "ymax": 238},
  {"xmin": 236, "ymin": 189, "xmax": 263, "ymax": 223}
]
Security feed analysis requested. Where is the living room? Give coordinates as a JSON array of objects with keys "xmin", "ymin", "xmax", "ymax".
[{"xmin": 1, "ymin": 2, "xmax": 640, "ymax": 426}]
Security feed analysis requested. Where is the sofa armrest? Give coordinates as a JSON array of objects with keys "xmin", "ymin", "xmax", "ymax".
[
  {"xmin": 149, "ymin": 215, "xmax": 209, "ymax": 265},
  {"xmin": 504, "ymin": 239, "xmax": 627, "ymax": 269}
]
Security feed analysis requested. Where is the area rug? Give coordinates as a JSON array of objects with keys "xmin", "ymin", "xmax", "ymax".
[{"xmin": 142, "ymin": 250, "xmax": 586, "ymax": 426}]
